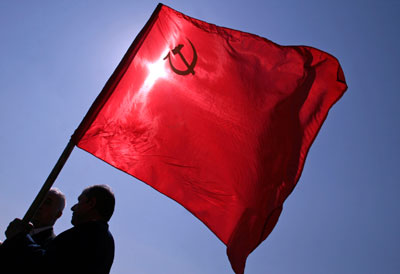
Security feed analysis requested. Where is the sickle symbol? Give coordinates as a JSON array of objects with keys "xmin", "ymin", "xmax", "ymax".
[{"xmin": 164, "ymin": 39, "xmax": 197, "ymax": 75}]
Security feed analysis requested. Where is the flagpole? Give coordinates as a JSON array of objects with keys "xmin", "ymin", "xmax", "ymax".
[{"xmin": 22, "ymin": 139, "xmax": 75, "ymax": 223}]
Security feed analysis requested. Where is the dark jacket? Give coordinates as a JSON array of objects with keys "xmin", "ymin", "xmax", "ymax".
[
  {"xmin": 1, "ymin": 221, "xmax": 114, "ymax": 274},
  {"xmin": 31, "ymin": 227, "xmax": 56, "ymax": 248}
]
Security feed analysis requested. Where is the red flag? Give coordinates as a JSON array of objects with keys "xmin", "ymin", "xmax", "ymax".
[{"xmin": 72, "ymin": 4, "xmax": 347, "ymax": 273}]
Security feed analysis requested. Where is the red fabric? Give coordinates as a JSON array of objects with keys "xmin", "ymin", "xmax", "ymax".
[{"xmin": 73, "ymin": 4, "xmax": 347, "ymax": 273}]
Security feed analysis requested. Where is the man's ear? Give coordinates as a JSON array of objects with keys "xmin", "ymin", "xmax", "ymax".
[{"xmin": 87, "ymin": 197, "xmax": 97, "ymax": 209}]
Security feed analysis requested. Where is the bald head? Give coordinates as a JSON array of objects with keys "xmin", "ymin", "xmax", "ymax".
[{"xmin": 32, "ymin": 188, "xmax": 66, "ymax": 228}]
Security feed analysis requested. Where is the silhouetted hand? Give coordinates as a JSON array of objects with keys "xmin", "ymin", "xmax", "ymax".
[{"xmin": 5, "ymin": 218, "xmax": 33, "ymax": 239}]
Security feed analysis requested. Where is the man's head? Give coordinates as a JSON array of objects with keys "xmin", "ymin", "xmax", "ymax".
[
  {"xmin": 71, "ymin": 185, "xmax": 115, "ymax": 226},
  {"xmin": 32, "ymin": 188, "xmax": 66, "ymax": 228}
]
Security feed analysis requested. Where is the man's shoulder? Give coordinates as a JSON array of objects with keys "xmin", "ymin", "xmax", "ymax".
[
  {"xmin": 55, "ymin": 221, "xmax": 113, "ymax": 241},
  {"xmin": 48, "ymin": 221, "xmax": 114, "ymax": 261}
]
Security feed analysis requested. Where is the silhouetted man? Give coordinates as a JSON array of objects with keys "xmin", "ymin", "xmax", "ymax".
[
  {"xmin": 2, "ymin": 184, "xmax": 115, "ymax": 274},
  {"xmin": 30, "ymin": 188, "xmax": 66, "ymax": 247},
  {"xmin": 0, "ymin": 188, "xmax": 65, "ymax": 271}
]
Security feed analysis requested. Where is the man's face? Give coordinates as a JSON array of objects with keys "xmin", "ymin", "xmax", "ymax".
[
  {"xmin": 32, "ymin": 192, "xmax": 62, "ymax": 228},
  {"xmin": 71, "ymin": 191, "xmax": 92, "ymax": 226}
]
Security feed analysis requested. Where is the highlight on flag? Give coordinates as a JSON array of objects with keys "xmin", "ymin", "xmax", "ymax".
[{"xmin": 71, "ymin": 3, "xmax": 347, "ymax": 273}]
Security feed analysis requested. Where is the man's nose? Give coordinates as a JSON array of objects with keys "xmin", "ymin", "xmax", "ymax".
[{"xmin": 71, "ymin": 204, "xmax": 76, "ymax": 211}]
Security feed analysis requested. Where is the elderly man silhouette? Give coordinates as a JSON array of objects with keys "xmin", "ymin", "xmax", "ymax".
[{"xmin": 30, "ymin": 188, "xmax": 66, "ymax": 247}]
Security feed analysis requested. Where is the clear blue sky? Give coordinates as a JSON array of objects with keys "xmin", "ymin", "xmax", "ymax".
[{"xmin": 0, "ymin": 1, "xmax": 399, "ymax": 273}]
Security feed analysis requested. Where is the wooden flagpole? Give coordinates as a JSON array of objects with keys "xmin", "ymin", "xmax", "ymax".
[{"xmin": 22, "ymin": 139, "xmax": 75, "ymax": 223}]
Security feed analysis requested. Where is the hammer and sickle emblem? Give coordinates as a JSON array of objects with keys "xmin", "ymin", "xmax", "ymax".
[{"xmin": 163, "ymin": 39, "xmax": 197, "ymax": 76}]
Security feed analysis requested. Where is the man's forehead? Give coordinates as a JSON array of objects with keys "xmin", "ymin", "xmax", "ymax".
[{"xmin": 79, "ymin": 192, "xmax": 88, "ymax": 200}]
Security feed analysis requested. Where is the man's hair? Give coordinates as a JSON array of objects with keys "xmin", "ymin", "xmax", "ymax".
[
  {"xmin": 83, "ymin": 185, "xmax": 115, "ymax": 222},
  {"xmin": 48, "ymin": 188, "xmax": 66, "ymax": 212}
]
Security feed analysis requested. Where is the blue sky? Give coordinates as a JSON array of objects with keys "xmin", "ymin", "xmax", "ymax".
[{"xmin": 0, "ymin": 1, "xmax": 399, "ymax": 273}]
